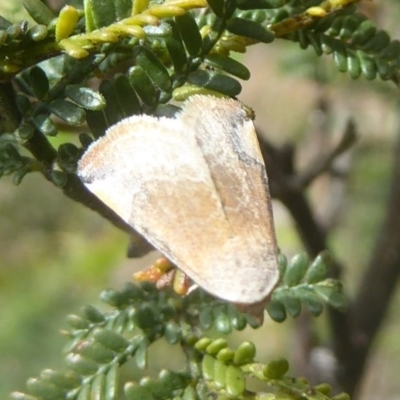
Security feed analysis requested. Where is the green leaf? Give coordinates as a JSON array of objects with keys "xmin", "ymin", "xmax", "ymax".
[
  {"xmin": 113, "ymin": 74, "xmax": 141, "ymax": 116},
  {"xmin": 6, "ymin": 24, "xmax": 23, "ymax": 40},
  {"xmin": 295, "ymin": 287, "xmax": 323, "ymax": 316},
  {"xmin": 233, "ymin": 342, "xmax": 255, "ymax": 365},
  {"xmin": 263, "ymin": 357, "xmax": 289, "ymax": 379},
  {"xmin": 141, "ymin": 376, "xmax": 171, "ymax": 399},
  {"xmin": 333, "ymin": 48, "xmax": 348, "ymax": 72},
  {"xmin": 23, "ymin": 0, "xmax": 54, "ymax": 25},
  {"xmin": 347, "ymin": 49, "xmax": 361, "ymax": 79},
  {"xmin": 58, "ymin": 143, "xmax": 79, "ymax": 173},
  {"xmin": 99, "ymin": 79, "xmax": 125, "ymax": 126},
  {"xmin": 207, "ymin": 0, "xmax": 225, "ymax": 17},
  {"xmin": 187, "ymin": 70, "xmax": 242, "ymax": 96},
  {"xmin": 314, "ymin": 282, "xmax": 347, "ymax": 311},
  {"xmin": 84, "ymin": 0, "xmax": 96, "ymax": 32},
  {"xmin": 81, "ymin": 305, "xmax": 105, "ymax": 323},
  {"xmin": 236, "ymin": 0, "xmax": 286, "ymax": 9},
  {"xmin": 304, "ymin": 251, "xmax": 331, "ymax": 284},
  {"xmin": 26, "ymin": 378, "xmax": 65, "ymax": 399},
  {"xmin": 17, "ymin": 123, "xmax": 35, "ymax": 141},
  {"xmin": 0, "ymin": 15, "xmax": 12, "ymax": 29},
  {"xmin": 195, "ymin": 337, "xmax": 213, "ymax": 351},
  {"xmin": 48, "ymin": 99, "xmax": 86, "ymax": 125},
  {"xmin": 175, "ymin": 13, "xmax": 203, "ymax": 57},
  {"xmin": 320, "ymin": 34, "xmax": 336, "ymax": 54},
  {"xmin": 16, "ymin": 93, "xmax": 31, "ymax": 115},
  {"xmin": 134, "ymin": 303, "xmax": 158, "ymax": 330},
  {"xmin": 339, "ymin": 15, "xmax": 361, "ymax": 41},
  {"xmin": 75, "ymin": 383, "xmax": 91, "ymax": 400},
  {"xmin": 86, "ymin": 0, "xmax": 117, "ymax": 29},
  {"xmin": 78, "ymin": 340, "xmax": 116, "ymax": 363},
  {"xmin": 199, "ymin": 305, "xmax": 215, "ymax": 330},
  {"xmin": 125, "ymin": 382, "xmax": 154, "ymax": 400},
  {"xmin": 314, "ymin": 383, "xmax": 332, "ymax": 396},
  {"xmin": 307, "ymin": 32, "xmax": 323, "ymax": 56},
  {"xmin": 66, "ymin": 85, "xmax": 106, "ymax": 111},
  {"xmin": 165, "ymin": 20, "xmax": 188, "ymax": 74},
  {"xmin": 32, "ymin": 114, "xmax": 57, "ymax": 136},
  {"xmin": 65, "ymin": 354, "xmax": 99, "ymax": 375},
  {"xmin": 128, "ymin": 66, "xmax": 157, "ymax": 106},
  {"xmin": 266, "ymin": 298, "xmax": 286, "ymax": 322},
  {"xmin": 115, "ymin": 0, "xmax": 132, "ymax": 20},
  {"xmin": 164, "ymin": 320, "xmax": 181, "ymax": 344},
  {"xmin": 313, "ymin": 12, "xmax": 339, "ymax": 34},
  {"xmin": 40, "ymin": 370, "xmax": 81, "ymax": 389},
  {"xmin": 201, "ymin": 354, "xmax": 215, "ymax": 380},
  {"xmin": 284, "ymin": 253, "xmax": 309, "ymax": 286},
  {"xmin": 135, "ymin": 340, "xmax": 148, "ymax": 369},
  {"xmin": 226, "ymin": 17, "xmax": 274, "ymax": 43},
  {"xmin": 226, "ymin": 365, "xmax": 245, "ymax": 397},
  {"xmin": 29, "ymin": 66, "xmax": 49, "ymax": 99},
  {"xmin": 278, "ymin": 253, "xmax": 287, "ymax": 278},
  {"xmin": 280, "ymin": 293, "xmax": 302, "ymax": 318},
  {"xmin": 93, "ymin": 328, "xmax": 130, "ymax": 352},
  {"xmin": 99, "ymin": 288, "xmax": 129, "ymax": 307},
  {"xmin": 358, "ymin": 51, "xmax": 377, "ymax": 79},
  {"xmin": 205, "ymin": 54, "xmax": 250, "ymax": 80},
  {"xmin": 28, "ymin": 24, "xmax": 48, "ymax": 41},
  {"xmin": 376, "ymin": 59, "xmax": 393, "ymax": 80},
  {"xmin": 216, "ymin": 348, "xmax": 235, "ymax": 363},
  {"xmin": 351, "ymin": 20, "xmax": 376, "ymax": 46},
  {"xmin": 91, "ymin": 373, "xmax": 106, "ymax": 399},
  {"xmin": 66, "ymin": 314, "xmax": 91, "ymax": 330},
  {"xmin": 328, "ymin": 15, "xmax": 344, "ymax": 36},
  {"xmin": 79, "ymin": 133, "xmax": 94, "ymax": 148},
  {"xmin": 379, "ymin": 39, "xmax": 400, "ymax": 59},
  {"xmin": 105, "ymin": 363, "xmax": 119, "ymax": 400},
  {"xmin": 159, "ymin": 370, "xmax": 185, "ymax": 391},
  {"xmin": 206, "ymin": 338, "xmax": 228, "ymax": 355},
  {"xmin": 182, "ymin": 385, "xmax": 197, "ymax": 400},
  {"xmin": 227, "ymin": 304, "xmax": 247, "ymax": 331},
  {"xmin": 86, "ymin": 110, "xmax": 108, "ymax": 138},
  {"xmin": 362, "ymin": 30, "xmax": 390, "ymax": 52},
  {"xmin": 213, "ymin": 305, "xmax": 232, "ymax": 334},
  {"xmin": 134, "ymin": 46, "xmax": 172, "ymax": 92},
  {"xmin": 213, "ymin": 359, "xmax": 228, "ymax": 388}
]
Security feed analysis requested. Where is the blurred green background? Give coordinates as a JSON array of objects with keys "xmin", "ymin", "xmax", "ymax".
[{"xmin": 2, "ymin": 1, "xmax": 400, "ymax": 399}]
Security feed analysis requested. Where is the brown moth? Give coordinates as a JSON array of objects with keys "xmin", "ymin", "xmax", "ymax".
[{"xmin": 77, "ymin": 95, "xmax": 279, "ymax": 312}]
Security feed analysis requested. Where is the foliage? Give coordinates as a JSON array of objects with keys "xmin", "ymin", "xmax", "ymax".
[
  {"xmin": 1, "ymin": 0, "xmax": 399, "ymax": 184},
  {"xmin": 11, "ymin": 254, "xmax": 348, "ymax": 400},
  {"xmin": 1, "ymin": 0, "xmax": 398, "ymax": 398}
]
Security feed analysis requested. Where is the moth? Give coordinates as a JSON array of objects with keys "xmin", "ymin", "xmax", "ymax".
[{"xmin": 77, "ymin": 95, "xmax": 279, "ymax": 315}]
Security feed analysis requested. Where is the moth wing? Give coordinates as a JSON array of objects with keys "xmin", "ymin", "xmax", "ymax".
[
  {"xmin": 179, "ymin": 95, "xmax": 280, "ymax": 301},
  {"xmin": 77, "ymin": 115, "xmax": 235, "ymax": 298},
  {"xmin": 78, "ymin": 98, "xmax": 279, "ymax": 304}
]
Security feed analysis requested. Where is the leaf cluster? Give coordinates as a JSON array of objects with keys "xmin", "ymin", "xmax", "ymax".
[
  {"xmin": 11, "ymin": 252, "xmax": 349, "ymax": 400},
  {"xmin": 0, "ymin": 0, "xmax": 398, "ymax": 188},
  {"xmin": 0, "ymin": 1, "xmax": 381, "ymax": 398}
]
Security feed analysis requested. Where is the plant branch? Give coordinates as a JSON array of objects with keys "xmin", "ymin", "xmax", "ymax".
[
  {"xmin": 257, "ymin": 132, "xmax": 352, "ymax": 393},
  {"xmin": 292, "ymin": 120, "xmax": 357, "ymax": 190},
  {"xmin": 340, "ymin": 124, "xmax": 400, "ymax": 396}
]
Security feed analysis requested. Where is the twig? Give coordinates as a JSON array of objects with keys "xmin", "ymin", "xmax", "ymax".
[
  {"xmin": 258, "ymin": 132, "xmax": 352, "ymax": 393},
  {"xmin": 293, "ymin": 120, "xmax": 357, "ymax": 190},
  {"xmin": 341, "ymin": 123, "xmax": 400, "ymax": 396}
]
